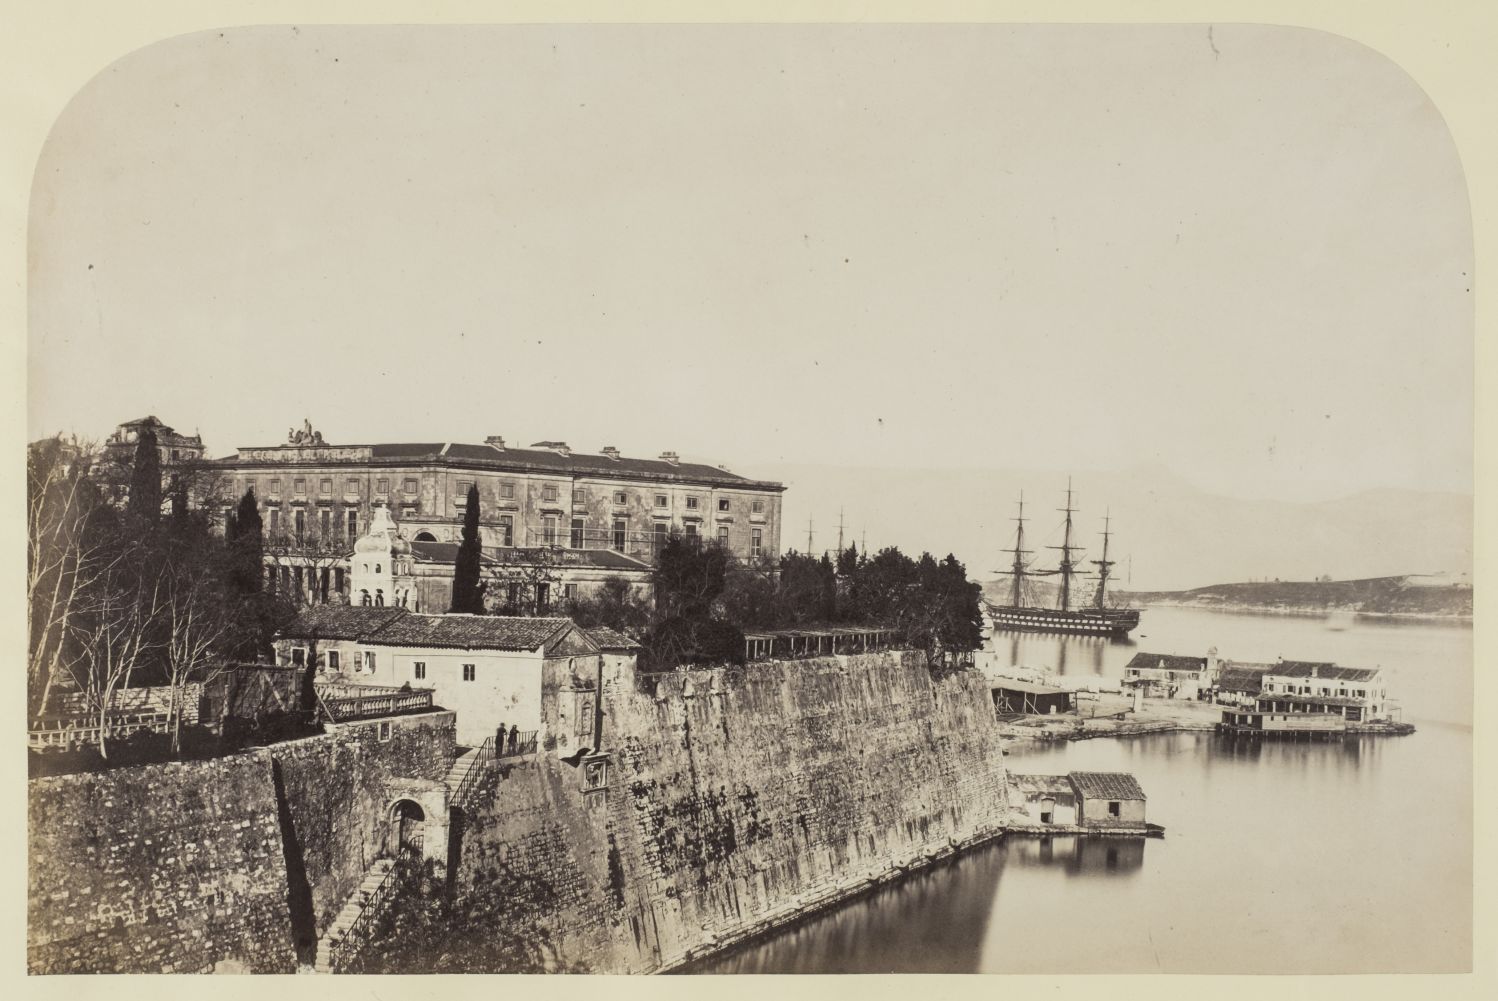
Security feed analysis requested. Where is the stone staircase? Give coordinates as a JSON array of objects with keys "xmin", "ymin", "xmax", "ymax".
[
  {"xmin": 312, "ymin": 858, "xmax": 397, "ymax": 974},
  {"xmin": 444, "ymin": 745, "xmax": 482, "ymax": 799}
]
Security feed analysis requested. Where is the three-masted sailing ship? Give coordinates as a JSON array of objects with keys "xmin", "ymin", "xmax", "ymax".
[{"xmin": 987, "ymin": 481, "xmax": 1141, "ymax": 638}]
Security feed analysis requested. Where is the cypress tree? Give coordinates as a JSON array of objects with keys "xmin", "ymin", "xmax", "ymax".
[
  {"xmin": 450, "ymin": 483, "xmax": 485, "ymax": 613},
  {"xmin": 129, "ymin": 426, "xmax": 162, "ymax": 523},
  {"xmin": 233, "ymin": 488, "xmax": 265, "ymax": 595}
]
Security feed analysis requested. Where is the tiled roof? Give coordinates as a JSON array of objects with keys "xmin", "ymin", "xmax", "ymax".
[
  {"xmin": 367, "ymin": 613, "xmax": 574, "ymax": 651},
  {"xmin": 1009, "ymin": 773, "xmax": 1075, "ymax": 796},
  {"xmin": 1215, "ymin": 665, "xmax": 1270, "ymax": 693},
  {"xmin": 279, "ymin": 605, "xmax": 408, "ymax": 640},
  {"xmin": 369, "ymin": 441, "xmax": 778, "ymax": 487},
  {"xmin": 1068, "ymin": 771, "xmax": 1147, "ymax": 801},
  {"xmin": 1125, "ymin": 653, "xmax": 1207, "ymax": 673},
  {"xmin": 1268, "ymin": 661, "xmax": 1380, "ymax": 682},
  {"xmin": 585, "ymin": 626, "xmax": 642, "ymax": 651}
]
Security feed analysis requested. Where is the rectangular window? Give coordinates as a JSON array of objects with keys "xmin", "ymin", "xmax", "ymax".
[
  {"xmin": 346, "ymin": 477, "xmax": 358, "ymax": 494},
  {"xmin": 718, "ymin": 525, "xmax": 730, "ymax": 546},
  {"xmin": 584, "ymin": 759, "xmax": 608, "ymax": 790},
  {"xmin": 319, "ymin": 478, "xmax": 332, "ymax": 494},
  {"xmin": 270, "ymin": 478, "xmax": 281, "ymax": 495},
  {"xmin": 613, "ymin": 491, "xmax": 627, "ymax": 505},
  {"xmin": 294, "ymin": 478, "xmax": 306, "ymax": 495},
  {"xmin": 570, "ymin": 518, "xmax": 585, "ymax": 549},
  {"xmin": 328, "ymin": 650, "xmax": 340, "ymax": 672},
  {"xmin": 378, "ymin": 721, "xmax": 392, "ymax": 742},
  {"xmin": 543, "ymin": 515, "xmax": 558, "ymax": 545},
  {"xmin": 456, "ymin": 481, "xmax": 473, "ymax": 509},
  {"xmin": 499, "ymin": 514, "xmax": 514, "ymax": 547},
  {"xmin": 346, "ymin": 509, "xmax": 358, "ymax": 542},
  {"xmin": 684, "ymin": 522, "xmax": 698, "ymax": 539},
  {"xmin": 403, "ymin": 478, "xmax": 418, "ymax": 494},
  {"xmin": 751, "ymin": 528, "xmax": 763, "ymax": 558},
  {"xmin": 685, "ymin": 496, "xmax": 699, "ymax": 510},
  {"xmin": 377, "ymin": 477, "xmax": 390, "ymax": 494},
  {"xmin": 501, "ymin": 481, "xmax": 515, "ymax": 499},
  {"xmin": 564, "ymin": 583, "xmax": 578, "ymax": 602},
  {"xmin": 653, "ymin": 523, "xmax": 668, "ymax": 554},
  {"xmin": 543, "ymin": 484, "xmax": 559, "ymax": 502},
  {"xmin": 752, "ymin": 499, "xmax": 764, "ymax": 513},
  {"xmin": 364, "ymin": 651, "xmax": 377, "ymax": 674},
  {"xmin": 1108, "ymin": 801, "xmax": 1121, "ymax": 818},
  {"xmin": 463, "ymin": 664, "xmax": 475, "ymax": 682},
  {"xmin": 572, "ymin": 487, "xmax": 585, "ymax": 504},
  {"xmin": 292, "ymin": 648, "xmax": 306, "ymax": 667},
  {"xmin": 718, "ymin": 497, "xmax": 730, "ymax": 511},
  {"xmin": 319, "ymin": 509, "xmax": 331, "ymax": 538},
  {"xmin": 655, "ymin": 494, "xmax": 668, "ymax": 508},
  {"xmin": 270, "ymin": 508, "xmax": 281, "ymax": 535},
  {"xmin": 613, "ymin": 518, "xmax": 626, "ymax": 551},
  {"xmin": 536, "ymin": 583, "xmax": 550, "ymax": 612},
  {"xmin": 414, "ymin": 661, "xmax": 426, "ymax": 680}
]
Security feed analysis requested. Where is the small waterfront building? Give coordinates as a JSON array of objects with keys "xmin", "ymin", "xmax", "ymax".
[
  {"xmin": 1069, "ymin": 772, "xmax": 1148, "ymax": 829},
  {"xmin": 1008, "ymin": 771, "xmax": 1148, "ymax": 830},
  {"xmin": 1219, "ymin": 707, "xmax": 1347, "ymax": 736},
  {"xmin": 992, "ymin": 678, "xmax": 1075, "ymax": 716},
  {"xmin": 1121, "ymin": 652, "xmax": 1213, "ymax": 699}
]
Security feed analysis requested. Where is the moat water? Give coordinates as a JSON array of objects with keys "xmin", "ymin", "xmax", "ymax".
[{"xmin": 690, "ymin": 606, "xmax": 1472, "ymax": 974}]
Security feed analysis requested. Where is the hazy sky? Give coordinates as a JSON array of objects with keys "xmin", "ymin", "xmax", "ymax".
[{"xmin": 29, "ymin": 24, "xmax": 1472, "ymax": 505}]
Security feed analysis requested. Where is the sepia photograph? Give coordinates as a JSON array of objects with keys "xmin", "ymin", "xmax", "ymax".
[{"xmin": 17, "ymin": 11, "xmax": 1481, "ymax": 980}]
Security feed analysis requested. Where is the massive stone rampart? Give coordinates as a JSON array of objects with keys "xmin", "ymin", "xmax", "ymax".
[
  {"xmin": 28, "ymin": 710, "xmax": 457, "ymax": 973},
  {"xmin": 456, "ymin": 650, "xmax": 1009, "ymax": 972},
  {"xmin": 28, "ymin": 751, "xmax": 297, "ymax": 974}
]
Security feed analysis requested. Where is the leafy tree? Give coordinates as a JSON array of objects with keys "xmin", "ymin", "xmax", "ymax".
[
  {"xmin": 562, "ymin": 576, "xmax": 652, "ymax": 634},
  {"xmin": 128, "ymin": 425, "xmax": 162, "ymax": 524},
  {"xmin": 450, "ymin": 483, "xmax": 485, "ymax": 613},
  {"xmin": 653, "ymin": 532, "xmax": 731, "ymax": 620}
]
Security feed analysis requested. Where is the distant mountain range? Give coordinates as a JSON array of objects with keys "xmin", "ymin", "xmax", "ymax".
[{"xmin": 754, "ymin": 461, "xmax": 1472, "ymax": 592}]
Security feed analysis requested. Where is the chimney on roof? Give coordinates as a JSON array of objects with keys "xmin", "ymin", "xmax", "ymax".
[
  {"xmin": 528, "ymin": 440, "xmax": 571, "ymax": 455},
  {"xmin": 659, "ymin": 451, "xmax": 680, "ymax": 466},
  {"xmin": 601, "ymin": 446, "xmax": 621, "ymax": 460},
  {"xmin": 1311, "ymin": 664, "xmax": 1318, "ymax": 678},
  {"xmin": 485, "ymin": 435, "xmax": 506, "ymax": 450}
]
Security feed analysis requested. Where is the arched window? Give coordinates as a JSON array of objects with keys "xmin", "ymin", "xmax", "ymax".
[
  {"xmin": 360, "ymin": 589, "xmax": 371, "ymax": 606},
  {"xmin": 414, "ymin": 531, "xmax": 436, "ymax": 543},
  {"xmin": 362, "ymin": 563, "xmax": 369, "ymax": 573},
  {"xmin": 375, "ymin": 563, "xmax": 381, "ymax": 574},
  {"xmin": 375, "ymin": 589, "xmax": 384, "ymax": 607}
]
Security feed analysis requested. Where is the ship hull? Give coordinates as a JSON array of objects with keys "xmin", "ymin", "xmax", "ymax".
[{"xmin": 987, "ymin": 604, "xmax": 1141, "ymax": 638}]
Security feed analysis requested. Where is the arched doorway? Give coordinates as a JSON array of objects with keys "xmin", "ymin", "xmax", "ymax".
[
  {"xmin": 388, "ymin": 799, "xmax": 426, "ymax": 858},
  {"xmin": 414, "ymin": 531, "xmax": 437, "ymax": 542}
]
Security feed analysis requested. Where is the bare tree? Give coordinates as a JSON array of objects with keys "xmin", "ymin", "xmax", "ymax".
[
  {"xmin": 264, "ymin": 524, "xmax": 352, "ymax": 607},
  {"xmin": 160, "ymin": 554, "xmax": 238, "ymax": 755},
  {"xmin": 62, "ymin": 543, "xmax": 165, "ymax": 760},
  {"xmin": 484, "ymin": 545, "xmax": 564, "ymax": 616},
  {"xmin": 27, "ymin": 436, "xmax": 110, "ymax": 717}
]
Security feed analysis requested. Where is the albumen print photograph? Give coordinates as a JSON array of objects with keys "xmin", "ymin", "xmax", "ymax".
[{"xmin": 25, "ymin": 23, "xmax": 1472, "ymax": 974}]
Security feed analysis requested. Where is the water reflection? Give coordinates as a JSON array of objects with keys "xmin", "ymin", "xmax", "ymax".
[{"xmin": 1009, "ymin": 835, "xmax": 1145, "ymax": 877}]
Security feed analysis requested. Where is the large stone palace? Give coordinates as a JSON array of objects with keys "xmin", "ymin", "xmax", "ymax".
[{"xmin": 198, "ymin": 421, "xmax": 785, "ymax": 607}]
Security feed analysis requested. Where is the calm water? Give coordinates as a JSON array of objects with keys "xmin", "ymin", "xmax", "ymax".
[{"xmin": 693, "ymin": 606, "xmax": 1472, "ymax": 974}]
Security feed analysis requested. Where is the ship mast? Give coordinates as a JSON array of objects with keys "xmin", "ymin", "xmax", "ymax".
[
  {"xmin": 1001, "ymin": 493, "xmax": 1033, "ymax": 607},
  {"xmin": 1091, "ymin": 512, "xmax": 1115, "ymax": 610},
  {"xmin": 1047, "ymin": 479, "xmax": 1081, "ymax": 611}
]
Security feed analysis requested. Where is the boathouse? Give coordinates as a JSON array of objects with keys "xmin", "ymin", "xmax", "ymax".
[
  {"xmin": 1218, "ymin": 707, "xmax": 1346, "ymax": 737},
  {"xmin": 1210, "ymin": 662, "xmax": 1271, "ymax": 707},
  {"xmin": 992, "ymin": 678, "xmax": 1075, "ymax": 716},
  {"xmin": 1070, "ymin": 772, "xmax": 1148, "ymax": 829},
  {"xmin": 1008, "ymin": 771, "xmax": 1149, "ymax": 830}
]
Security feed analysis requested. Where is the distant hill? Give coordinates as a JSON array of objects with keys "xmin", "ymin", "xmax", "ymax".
[
  {"xmin": 1116, "ymin": 575, "xmax": 1472, "ymax": 619},
  {"xmin": 756, "ymin": 461, "xmax": 1472, "ymax": 591}
]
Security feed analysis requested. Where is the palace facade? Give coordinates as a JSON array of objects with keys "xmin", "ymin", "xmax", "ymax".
[{"xmin": 212, "ymin": 426, "xmax": 785, "ymax": 564}]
